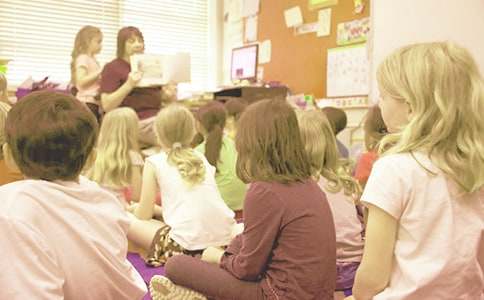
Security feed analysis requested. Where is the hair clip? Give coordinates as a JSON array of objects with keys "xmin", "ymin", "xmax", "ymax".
[{"xmin": 172, "ymin": 142, "xmax": 182, "ymax": 150}]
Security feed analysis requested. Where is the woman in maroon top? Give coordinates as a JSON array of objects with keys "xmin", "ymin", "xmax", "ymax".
[
  {"xmin": 100, "ymin": 26, "xmax": 175, "ymax": 147},
  {"xmin": 150, "ymin": 99, "xmax": 337, "ymax": 300}
]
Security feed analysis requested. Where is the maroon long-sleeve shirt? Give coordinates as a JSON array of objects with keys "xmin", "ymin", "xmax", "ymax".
[{"xmin": 221, "ymin": 180, "xmax": 336, "ymax": 300}]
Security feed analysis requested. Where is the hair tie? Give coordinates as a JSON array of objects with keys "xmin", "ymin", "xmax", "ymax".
[{"xmin": 172, "ymin": 142, "xmax": 182, "ymax": 150}]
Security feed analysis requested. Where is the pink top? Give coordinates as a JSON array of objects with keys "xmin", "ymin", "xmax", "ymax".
[
  {"xmin": 221, "ymin": 180, "xmax": 336, "ymax": 299},
  {"xmin": 75, "ymin": 54, "xmax": 101, "ymax": 104},
  {"xmin": 0, "ymin": 177, "xmax": 147, "ymax": 299},
  {"xmin": 318, "ymin": 177, "xmax": 364, "ymax": 263},
  {"xmin": 362, "ymin": 152, "xmax": 484, "ymax": 299},
  {"xmin": 354, "ymin": 150, "xmax": 378, "ymax": 186}
]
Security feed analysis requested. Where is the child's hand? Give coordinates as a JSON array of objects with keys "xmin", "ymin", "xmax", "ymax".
[
  {"xmin": 344, "ymin": 296, "xmax": 355, "ymax": 300},
  {"xmin": 127, "ymin": 71, "xmax": 143, "ymax": 88},
  {"xmin": 127, "ymin": 202, "xmax": 138, "ymax": 213},
  {"xmin": 201, "ymin": 246, "xmax": 224, "ymax": 264}
]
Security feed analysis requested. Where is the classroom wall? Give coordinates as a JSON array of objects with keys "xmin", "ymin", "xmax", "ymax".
[
  {"xmin": 257, "ymin": 0, "xmax": 370, "ymax": 98},
  {"xmin": 369, "ymin": 0, "xmax": 484, "ymax": 102}
]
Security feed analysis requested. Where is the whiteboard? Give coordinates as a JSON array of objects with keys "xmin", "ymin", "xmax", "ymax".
[{"xmin": 326, "ymin": 43, "xmax": 369, "ymax": 97}]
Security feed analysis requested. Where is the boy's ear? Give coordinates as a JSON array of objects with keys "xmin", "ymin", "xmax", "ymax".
[{"xmin": 2, "ymin": 143, "xmax": 21, "ymax": 173}]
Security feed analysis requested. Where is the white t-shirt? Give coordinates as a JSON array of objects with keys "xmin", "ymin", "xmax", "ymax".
[
  {"xmin": 362, "ymin": 152, "xmax": 484, "ymax": 300},
  {"xmin": 318, "ymin": 177, "xmax": 364, "ymax": 263},
  {"xmin": 146, "ymin": 151, "xmax": 236, "ymax": 250},
  {"xmin": 0, "ymin": 177, "xmax": 147, "ymax": 300}
]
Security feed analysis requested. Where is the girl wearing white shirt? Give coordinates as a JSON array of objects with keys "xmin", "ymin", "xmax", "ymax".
[
  {"xmin": 351, "ymin": 42, "xmax": 484, "ymax": 300},
  {"xmin": 130, "ymin": 104, "xmax": 237, "ymax": 266}
]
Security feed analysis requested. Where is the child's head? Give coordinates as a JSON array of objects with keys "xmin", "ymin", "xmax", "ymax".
[
  {"xmin": 4, "ymin": 91, "xmax": 98, "ymax": 181},
  {"xmin": 298, "ymin": 110, "xmax": 361, "ymax": 197},
  {"xmin": 88, "ymin": 107, "xmax": 139, "ymax": 187},
  {"xmin": 0, "ymin": 73, "xmax": 8, "ymax": 103},
  {"xmin": 195, "ymin": 101, "xmax": 227, "ymax": 168},
  {"xmin": 377, "ymin": 41, "xmax": 484, "ymax": 193},
  {"xmin": 235, "ymin": 98, "xmax": 311, "ymax": 183},
  {"xmin": 117, "ymin": 26, "xmax": 144, "ymax": 59},
  {"xmin": 154, "ymin": 104, "xmax": 205, "ymax": 186},
  {"xmin": 363, "ymin": 105, "xmax": 387, "ymax": 151},
  {"xmin": 224, "ymin": 99, "xmax": 248, "ymax": 121},
  {"xmin": 0, "ymin": 102, "xmax": 11, "ymax": 160},
  {"xmin": 71, "ymin": 25, "xmax": 102, "ymax": 84},
  {"xmin": 322, "ymin": 106, "xmax": 347, "ymax": 135}
]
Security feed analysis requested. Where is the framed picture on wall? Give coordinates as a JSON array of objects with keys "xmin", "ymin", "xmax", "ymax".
[{"xmin": 308, "ymin": 0, "xmax": 338, "ymax": 10}]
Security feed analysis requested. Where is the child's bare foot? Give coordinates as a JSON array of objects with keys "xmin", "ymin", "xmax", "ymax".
[{"xmin": 150, "ymin": 275, "xmax": 207, "ymax": 300}]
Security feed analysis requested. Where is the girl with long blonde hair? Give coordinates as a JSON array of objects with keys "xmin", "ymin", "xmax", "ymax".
[
  {"xmin": 71, "ymin": 25, "xmax": 103, "ymax": 122},
  {"xmin": 129, "ymin": 104, "xmax": 237, "ymax": 267},
  {"xmin": 352, "ymin": 42, "xmax": 484, "ymax": 299},
  {"xmin": 298, "ymin": 110, "xmax": 363, "ymax": 294},
  {"xmin": 87, "ymin": 107, "xmax": 143, "ymax": 204}
]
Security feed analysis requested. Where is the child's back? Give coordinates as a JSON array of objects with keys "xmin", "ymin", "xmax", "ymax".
[
  {"xmin": 147, "ymin": 150, "xmax": 236, "ymax": 250},
  {"xmin": 0, "ymin": 178, "xmax": 146, "ymax": 299},
  {"xmin": 362, "ymin": 152, "xmax": 483, "ymax": 299}
]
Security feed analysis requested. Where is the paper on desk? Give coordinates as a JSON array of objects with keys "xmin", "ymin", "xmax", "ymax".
[
  {"xmin": 245, "ymin": 16, "xmax": 258, "ymax": 42},
  {"xmin": 284, "ymin": 6, "xmax": 303, "ymax": 28},
  {"xmin": 242, "ymin": 0, "xmax": 260, "ymax": 17},
  {"xmin": 258, "ymin": 40, "xmax": 271, "ymax": 64},
  {"xmin": 131, "ymin": 53, "xmax": 191, "ymax": 87},
  {"xmin": 317, "ymin": 8, "xmax": 331, "ymax": 37}
]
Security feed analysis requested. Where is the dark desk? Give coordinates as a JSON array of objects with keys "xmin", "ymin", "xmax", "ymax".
[{"xmin": 214, "ymin": 86, "xmax": 288, "ymax": 104}]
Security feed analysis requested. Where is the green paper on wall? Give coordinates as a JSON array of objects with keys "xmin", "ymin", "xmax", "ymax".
[{"xmin": 309, "ymin": 0, "xmax": 338, "ymax": 10}]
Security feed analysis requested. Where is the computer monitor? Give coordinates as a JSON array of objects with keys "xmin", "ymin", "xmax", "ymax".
[{"xmin": 231, "ymin": 44, "xmax": 258, "ymax": 82}]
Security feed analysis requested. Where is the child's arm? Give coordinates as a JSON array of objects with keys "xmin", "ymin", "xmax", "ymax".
[
  {"xmin": 352, "ymin": 203, "xmax": 397, "ymax": 300},
  {"xmin": 134, "ymin": 162, "xmax": 158, "ymax": 220},
  {"xmin": 101, "ymin": 71, "xmax": 142, "ymax": 112},
  {"xmin": 130, "ymin": 165, "xmax": 142, "ymax": 202},
  {"xmin": 75, "ymin": 66, "xmax": 101, "ymax": 88}
]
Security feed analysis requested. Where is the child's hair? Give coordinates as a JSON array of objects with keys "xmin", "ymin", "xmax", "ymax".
[
  {"xmin": 195, "ymin": 101, "xmax": 227, "ymax": 169},
  {"xmin": 235, "ymin": 98, "xmax": 311, "ymax": 183},
  {"xmin": 363, "ymin": 105, "xmax": 387, "ymax": 151},
  {"xmin": 117, "ymin": 26, "xmax": 144, "ymax": 59},
  {"xmin": 377, "ymin": 41, "xmax": 484, "ymax": 193},
  {"xmin": 70, "ymin": 25, "xmax": 102, "ymax": 85},
  {"xmin": 154, "ymin": 104, "xmax": 206, "ymax": 186},
  {"xmin": 0, "ymin": 102, "xmax": 11, "ymax": 159},
  {"xmin": 5, "ymin": 91, "xmax": 98, "ymax": 180},
  {"xmin": 87, "ymin": 107, "xmax": 139, "ymax": 188},
  {"xmin": 298, "ymin": 110, "xmax": 362, "ymax": 198},
  {"xmin": 322, "ymin": 106, "xmax": 347, "ymax": 135},
  {"xmin": 224, "ymin": 98, "xmax": 248, "ymax": 121},
  {"xmin": 0, "ymin": 73, "xmax": 8, "ymax": 103}
]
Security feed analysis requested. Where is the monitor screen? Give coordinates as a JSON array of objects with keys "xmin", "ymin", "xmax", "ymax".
[{"xmin": 231, "ymin": 44, "xmax": 258, "ymax": 81}]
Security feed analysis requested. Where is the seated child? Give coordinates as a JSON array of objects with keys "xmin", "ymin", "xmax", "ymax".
[
  {"xmin": 0, "ymin": 91, "xmax": 146, "ymax": 299},
  {"xmin": 129, "ymin": 104, "xmax": 237, "ymax": 266},
  {"xmin": 298, "ymin": 110, "xmax": 364, "ymax": 293},
  {"xmin": 149, "ymin": 99, "xmax": 337, "ymax": 300},
  {"xmin": 194, "ymin": 101, "xmax": 247, "ymax": 212},
  {"xmin": 323, "ymin": 106, "xmax": 349, "ymax": 158},
  {"xmin": 0, "ymin": 101, "xmax": 23, "ymax": 185},
  {"xmin": 86, "ymin": 107, "xmax": 143, "ymax": 205},
  {"xmin": 354, "ymin": 105, "xmax": 387, "ymax": 189}
]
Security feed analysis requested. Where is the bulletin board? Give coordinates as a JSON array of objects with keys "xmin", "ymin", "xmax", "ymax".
[{"xmin": 257, "ymin": 0, "xmax": 370, "ymax": 98}]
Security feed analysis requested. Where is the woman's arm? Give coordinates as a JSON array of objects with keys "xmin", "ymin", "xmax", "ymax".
[
  {"xmin": 101, "ymin": 71, "xmax": 142, "ymax": 112},
  {"xmin": 352, "ymin": 203, "xmax": 397, "ymax": 300},
  {"xmin": 134, "ymin": 162, "xmax": 158, "ymax": 220},
  {"xmin": 75, "ymin": 66, "xmax": 101, "ymax": 88}
]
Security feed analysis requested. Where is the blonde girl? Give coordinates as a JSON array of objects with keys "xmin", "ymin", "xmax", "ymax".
[
  {"xmin": 298, "ymin": 110, "xmax": 363, "ymax": 294},
  {"xmin": 129, "ymin": 104, "xmax": 237, "ymax": 267},
  {"xmin": 352, "ymin": 42, "xmax": 484, "ymax": 299},
  {"xmin": 87, "ymin": 107, "xmax": 143, "ymax": 204},
  {"xmin": 0, "ymin": 73, "xmax": 9, "ymax": 104},
  {"xmin": 71, "ymin": 25, "xmax": 103, "ymax": 122}
]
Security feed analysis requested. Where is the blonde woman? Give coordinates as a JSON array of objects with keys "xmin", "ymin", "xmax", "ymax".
[
  {"xmin": 298, "ymin": 110, "xmax": 364, "ymax": 294},
  {"xmin": 351, "ymin": 42, "xmax": 484, "ymax": 299},
  {"xmin": 129, "ymin": 104, "xmax": 237, "ymax": 267},
  {"xmin": 87, "ymin": 107, "xmax": 143, "ymax": 204}
]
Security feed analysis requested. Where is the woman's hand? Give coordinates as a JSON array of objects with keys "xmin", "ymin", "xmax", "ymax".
[
  {"xmin": 127, "ymin": 71, "xmax": 143, "ymax": 88},
  {"xmin": 201, "ymin": 246, "xmax": 225, "ymax": 264}
]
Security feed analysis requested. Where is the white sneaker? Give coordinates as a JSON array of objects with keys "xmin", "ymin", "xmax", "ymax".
[{"xmin": 150, "ymin": 275, "xmax": 207, "ymax": 300}]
